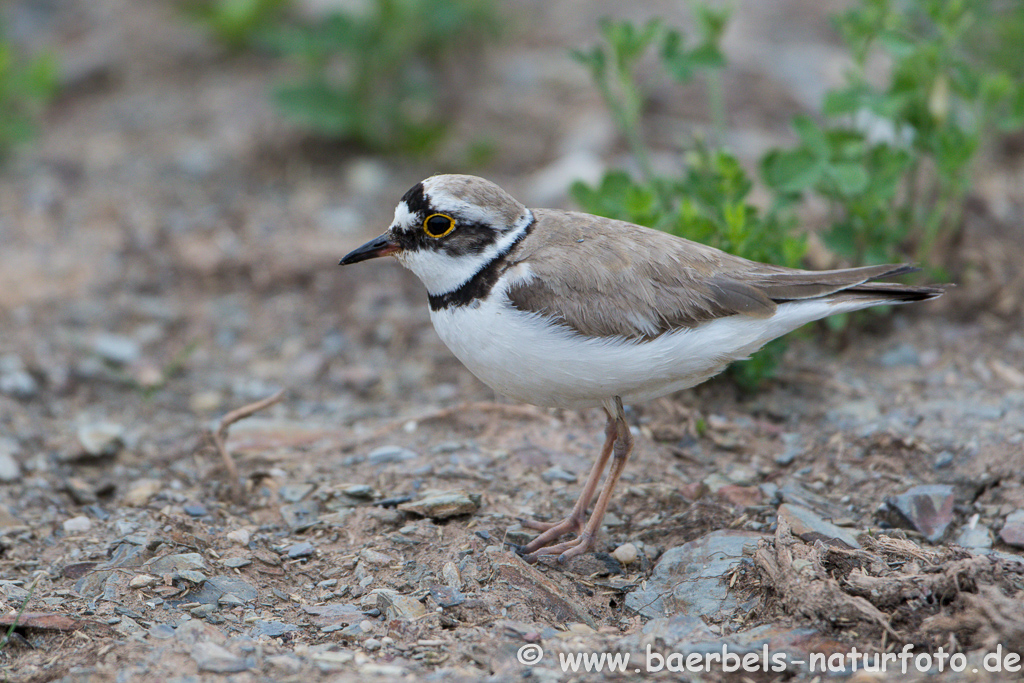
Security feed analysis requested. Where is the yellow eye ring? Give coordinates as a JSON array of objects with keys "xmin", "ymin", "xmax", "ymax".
[{"xmin": 423, "ymin": 213, "xmax": 456, "ymax": 239}]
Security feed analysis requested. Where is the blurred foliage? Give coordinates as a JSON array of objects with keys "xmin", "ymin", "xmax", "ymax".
[
  {"xmin": 572, "ymin": 1, "xmax": 1024, "ymax": 388},
  {"xmin": 267, "ymin": 0, "xmax": 498, "ymax": 154},
  {"xmin": 762, "ymin": 0, "xmax": 1024, "ymax": 269},
  {"xmin": 0, "ymin": 20, "xmax": 57, "ymax": 160},
  {"xmin": 182, "ymin": 0, "xmax": 291, "ymax": 51},
  {"xmin": 571, "ymin": 13, "xmax": 804, "ymax": 390}
]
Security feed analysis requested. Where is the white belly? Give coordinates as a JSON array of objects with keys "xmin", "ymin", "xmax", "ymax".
[{"xmin": 429, "ymin": 290, "xmax": 852, "ymax": 410}]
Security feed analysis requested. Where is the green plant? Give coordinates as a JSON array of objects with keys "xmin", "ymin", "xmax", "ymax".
[
  {"xmin": 762, "ymin": 0, "xmax": 1024, "ymax": 268},
  {"xmin": 268, "ymin": 0, "xmax": 498, "ymax": 154},
  {"xmin": 183, "ymin": 0, "xmax": 291, "ymax": 51},
  {"xmin": 571, "ymin": 14, "xmax": 805, "ymax": 389},
  {"xmin": 0, "ymin": 22, "xmax": 57, "ymax": 159}
]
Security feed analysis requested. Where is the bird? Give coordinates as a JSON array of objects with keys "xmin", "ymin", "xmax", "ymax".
[{"xmin": 339, "ymin": 174, "xmax": 944, "ymax": 563}]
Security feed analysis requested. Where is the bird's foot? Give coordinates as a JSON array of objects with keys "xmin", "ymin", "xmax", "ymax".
[
  {"xmin": 516, "ymin": 513, "xmax": 584, "ymax": 553},
  {"xmin": 515, "ymin": 513, "xmax": 596, "ymax": 563},
  {"xmin": 519, "ymin": 515, "xmax": 576, "ymax": 533},
  {"xmin": 520, "ymin": 532, "xmax": 596, "ymax": 564}
]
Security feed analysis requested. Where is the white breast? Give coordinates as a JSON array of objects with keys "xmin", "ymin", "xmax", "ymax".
[{"xmin": 428, "ymin": 271, "xmax": 864, "ymax": 409}]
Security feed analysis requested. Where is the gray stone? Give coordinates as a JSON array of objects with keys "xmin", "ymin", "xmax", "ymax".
[
  {"xmin": 280, "ymin": 501, "xmax": 320, "ymax": 530},
  {"xmin": 956, "ymin": 522, "xmax": 993, "ymax": 551},
  {"xmin": 77, "ymin": 422, "xmax": 125, "ymax": 457},
  {"xmin": 541, "ymin": 466, "xmax": 577, "ymax": 483},
  {"xmin": 880, "ymin": 343, "xmax": 920, "ymax": 367},
  {"xmin": 777, "ymin": 503, "xmax": 861, "ymax": 549},
  {"xmin": 641, "ymin": 613, "xmax": 717, "ymax": 644},
  {"xmin": 0, "ymin": 447, "xmax": 21, "ymax": 482},
  {"xmin": 93, "ymin": 334, "xmax": 141, "ymax": 365},
  {"xmin": 775, "ymin": 433, "xmax": 803, "ymax": 466},
  {"xmin": 827, "ymin": 399, "xmax": 880, "ymax": 429},
  {"xmin": 287, "ymin": 541, "xmax": 315, "ymax": 559},
  {"xmin": 63, "ymin": 515, "xmax": 92, "ymax": 533},
  {"xmin": 279, "ymin": 483, "xmax": 315, "ymax": 503},
  {"xmin": 250, "ymin": 620, "xmax": 299, "ymax": 638},
  {"xmin": 428, "ymin": 584, "xmax": 465, "ymax": 608},
  {"xmin": 222, "ymin": 557, "xmax": 251, "ymax": 569},
  {"xmin": 625, "ymin": 530, "xmax": 767, "ymax": 619},
  {"xmin": 368, "ymin": 445, "xmax": 419, "ymax": 465},
  {"xmin": 189, "ymin": 575, "xmax": 258, "ymax": 605},
  {"xmin": 881, "ymin": 485, "xmax": 956, "ymax": 543},
  {"xmin": 999, "ymin": 510, "xmax": 1024, "ymax": 548},
  {"xmin": 178, "ymin": 570, "xmax": 207, "ymax": 584},
  {"xmin": 149, "ymin": 623, "xmax": 176, "ymax": 639},
  {"xmin": 191, "ymin": 641, "xmax": 247, "ymax": 673},
  {"xmin": 146, "ymin": 552, "xmax": 206, "ymax": 575},
  {"xmin": 183, "ymin": 503, "xmax": 207, "ymax": 517},
  {"xmin": 398, "ymin": 491, "xmax": 480, "ymax": 519},
  {"xmin": 342, "ymin": 484, "xmax": 375, "ymax": 499},
  {"xmin": 0, "ymin": 370, "xmax": 38, "ymax": 398},
  {"xmin": 934, "ymin": 451, "xmax": 955, "ymax": 469}
]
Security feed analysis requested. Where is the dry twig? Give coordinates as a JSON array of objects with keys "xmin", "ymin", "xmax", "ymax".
[{"xmin": 210, "ymin": 389, "xmax": 285, "ymax": 499}]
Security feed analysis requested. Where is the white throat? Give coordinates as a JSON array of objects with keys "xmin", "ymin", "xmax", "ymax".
[{"xmin": 398, "ymin": 209, "xmax": 534, "ymax": 296}]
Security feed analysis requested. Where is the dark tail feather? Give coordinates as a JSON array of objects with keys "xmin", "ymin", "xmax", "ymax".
[{"xmin": 755, "ymin": 263, "xmax": 946, "ymax": 305}]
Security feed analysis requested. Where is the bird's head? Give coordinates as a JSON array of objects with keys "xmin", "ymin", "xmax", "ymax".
[{"xmin": 339, "ymin": 175, "xmax": 532, "ymax": 296}]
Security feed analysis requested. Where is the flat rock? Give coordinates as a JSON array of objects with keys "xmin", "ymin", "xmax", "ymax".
[
  {"xmin": 187, "ymin": 575, "xmax": 258, "ymax": 605},
  {"xmin": 428, "ymin": 583, "xmax": 465, "ymax": 608},
  {"xmin": 250, "ymin": 620, "xmax": 299, "ymax": 638},
  {"xmin": 286, "ymin": 541, "xmax": 315, "ymax": 559},
  {"xmin": 191, "ymin": 641, "xmax": 247, "ymax": 673},
  {"xmin": 302, "ymin": 603, "xmax": 364, "ymax": 627},
  {"xmin": 374, "ymin": 589, "xmax": 427, "ymax": 619},
  {"xmin": 63, "ymin": 516, "xmax": 92, "ymax": 533},
  {"xmin": 398, "ymin": 491, "xmax": 480, "ymax": 519},
  {"xmin": 280, "ymin": 500, "xmax": 320, "ymax": 530},
  {"xmin": 0, "ymin": 448, "xmax": 21, "ymax": 482},
  {"xmin": 124, "ymin": 479, "xmax": 162, "ymax": 506},
  {"xmin": 625, "ymin": 530, "xmax": 766, "ymax": 619},
  {"xmin": 146, "ymin": 552, "xmax": 206, "ymax": 575},
  {"xmin": 93, "ymin": 333, "xmax": 141, "ymax": 365},
  {"xmin": 368, "ymin": 445, "xmax": 419, "ymax": 465},
  {"xmin": 881, "ymin": 485, "xmax": 956, "ymax": 543},
  {"xmin": 494, "ymin": 553, "xmax": 598, "ymax": 628},
  {"xmin": 77, "ymin": 422, "xmax": 125, "ymax": 457},
  {"xmin": 957, "ymin": 523, "xmax": 993, "ymax": 551},
  {"xmin": 999, "ymin": 510, "xmax": 1024, "ymax": 548},
  {"xmin": 777, "ymin": 504, "xmax": 861, "ymax": 549}
]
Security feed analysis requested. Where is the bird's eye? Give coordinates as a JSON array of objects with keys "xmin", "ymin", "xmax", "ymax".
[{"xmin": 423, "ymin": 213, "xmax": 456, "ymax": 239}]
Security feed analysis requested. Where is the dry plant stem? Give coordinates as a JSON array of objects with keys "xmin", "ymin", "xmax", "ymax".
[{"xmin": 211, "ymin": 389, "xmax": 285, "ymax": 499}]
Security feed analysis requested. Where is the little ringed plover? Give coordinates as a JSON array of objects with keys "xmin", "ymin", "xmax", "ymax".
[{"xmin": 340, "ymin": 174, "xmax": 945, "ymax": 562}]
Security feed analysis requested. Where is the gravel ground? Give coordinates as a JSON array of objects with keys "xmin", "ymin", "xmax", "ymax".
[{"xmin": 2, "ymin": 1, "xmax": 1024, "ymax": 681}]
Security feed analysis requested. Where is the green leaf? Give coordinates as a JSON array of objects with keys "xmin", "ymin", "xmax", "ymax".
[
  {"xmin": 825, "ymin": 162, "xmax": 870, "ymax": 196},
  {"xmin": 792, "ymin": 115, "xmax": 829, "ymax": 157},
  {"xmin": 761, "ymin": 149, "xmax": 824, "ymax": 193}
]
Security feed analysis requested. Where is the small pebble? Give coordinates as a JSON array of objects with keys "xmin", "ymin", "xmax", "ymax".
[
  {"xmin": 287, "ymin": 541, "xmax": 315, "ymax": 559},
  {"xmin": 77, "ymin": 422, "xmax": 125, "ymax": 457},
  {"xmin": 226, "ymin": 529, "xmax": 251, "ymax": 545},
  {"xmin": 184, "ymin": 503, "xmax": 208, "ymax": 517},
  {"xmin": 63, "ymin": 516, "xmax": 92, "ymax": 533},
  {"xmin": 612, "ymin": 543, "xmax": 638, "ymax": 565},
  {"xmin": 129, "ymin": 574, "xmax": 159, "ymax": 589}
]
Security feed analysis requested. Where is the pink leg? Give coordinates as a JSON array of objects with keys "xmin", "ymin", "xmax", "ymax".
[
  {"xmin": 521, "ymin": 398, "xmax": 635, "ymax": 563},
  {"xmin": 518, "ymin": 410, "xmax": 616, "ymax": 548}
]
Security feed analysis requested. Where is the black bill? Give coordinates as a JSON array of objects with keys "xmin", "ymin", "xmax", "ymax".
[{"xmin": 339, "ymin": 233, "xmax": 400, "ymax": 265}]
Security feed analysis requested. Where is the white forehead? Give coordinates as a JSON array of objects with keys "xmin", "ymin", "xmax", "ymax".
[{"xmin": 392, "ymin": 201, "xmax": 415, "ymax": 229}]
